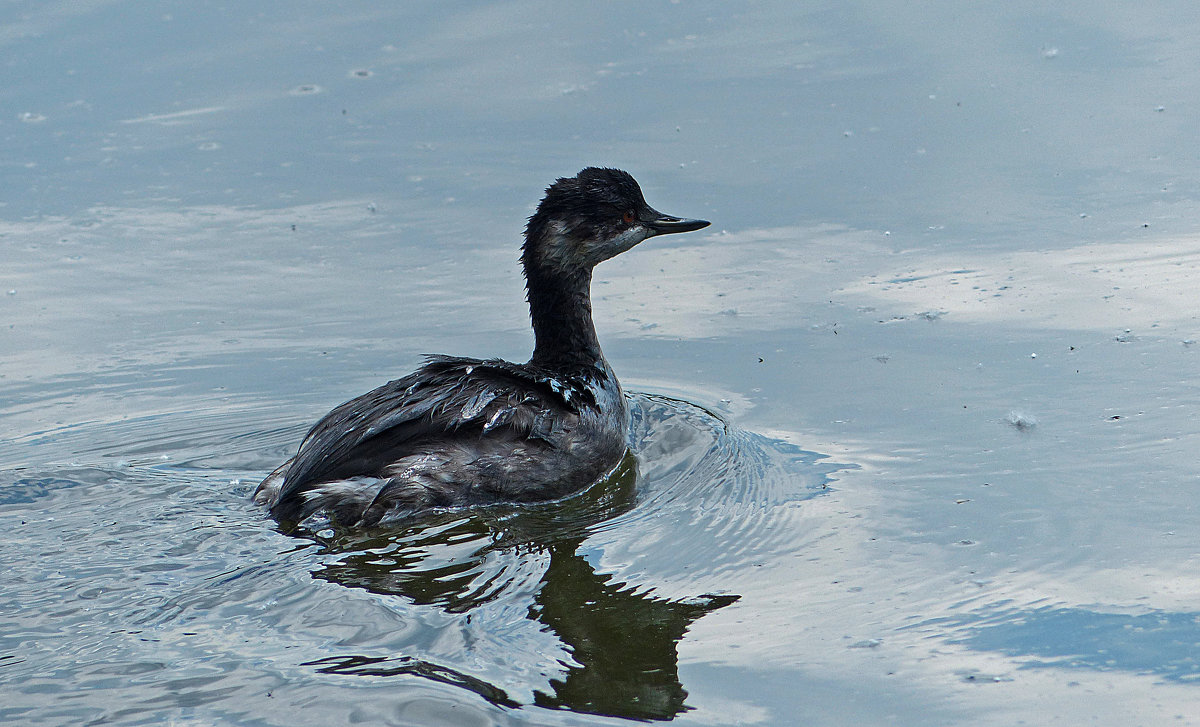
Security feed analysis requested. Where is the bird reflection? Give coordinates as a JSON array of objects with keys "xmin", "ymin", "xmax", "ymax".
[
  {"xmin": 305, "ymin": 453, "xmax": 738, "ymax": 721},
  {"xmin": 530, "ymin": 540, "xmax": 738, "ymax": 719}
]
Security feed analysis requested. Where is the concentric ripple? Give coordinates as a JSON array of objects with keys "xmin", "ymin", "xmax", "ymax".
[
  {"xmin": 0, "ymin": 392, "xmax": 841, "ymax": 724},
  {"xmin": 292, "ymin": 392, "xmax": 840, "ymax": 719}
]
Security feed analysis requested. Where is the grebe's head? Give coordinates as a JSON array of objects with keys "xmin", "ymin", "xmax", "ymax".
[{"xmin": 523, "ymin": 167, "xmax": 709, "ymax": 277}]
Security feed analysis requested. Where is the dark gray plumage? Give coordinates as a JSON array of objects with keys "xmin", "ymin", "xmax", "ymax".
[{"xmin": 256, "ymin": 168, "xmax": 709, "ymax": 527}]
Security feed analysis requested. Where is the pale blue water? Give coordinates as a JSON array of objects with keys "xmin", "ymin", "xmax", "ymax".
[{"xmin": 5, "ymin": 2, "xmax": 1200, "ymax": 725}]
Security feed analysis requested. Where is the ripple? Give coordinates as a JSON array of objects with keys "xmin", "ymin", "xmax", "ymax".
[
  {"xmin": 0, "ymin": 392, "xmax": 841, "ymax": 723},
  {"xmin": 291, "ymin": 392, "xmax": 837, "ymax": 719}
]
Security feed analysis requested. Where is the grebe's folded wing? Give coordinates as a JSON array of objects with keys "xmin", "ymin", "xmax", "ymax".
[{"xmin": 270, "ymin": 355, "xmax": 584, "ymax": 521}]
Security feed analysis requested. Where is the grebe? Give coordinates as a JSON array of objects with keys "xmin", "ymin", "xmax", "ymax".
[{"xmin": 256, "ymin": 167, "xmax": 709, "ymax": 527}]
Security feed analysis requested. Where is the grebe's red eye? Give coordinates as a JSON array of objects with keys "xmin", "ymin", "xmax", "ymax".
[{"xmin": 622, "ymin": 211, "xmax": 635, "ymax": 225}]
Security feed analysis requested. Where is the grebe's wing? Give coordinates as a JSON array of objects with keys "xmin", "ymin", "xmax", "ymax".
[{"xmin": 268, "ymin": 355, "xmax": 589, "ymax": 522}]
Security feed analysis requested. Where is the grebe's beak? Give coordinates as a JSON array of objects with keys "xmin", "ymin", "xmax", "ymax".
[{"xmin": 645, "ymin": 211, "xmax": 710, "ymax": 236}]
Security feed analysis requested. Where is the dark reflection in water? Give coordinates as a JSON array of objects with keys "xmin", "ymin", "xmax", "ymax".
[
  {"xmin": 305, "ymin": 448, "xmax": 738, "ymax": 720},
  {"xmin": 305, "ymin": 654, "xmax": 523, "ymax": 710},
  {"xmin": 529, "ymin": 542, "xmax": 739, "ymax": 719},
  {"xmin": 312, "ymin": 451, "xmax": 642, "ymax": 610}
]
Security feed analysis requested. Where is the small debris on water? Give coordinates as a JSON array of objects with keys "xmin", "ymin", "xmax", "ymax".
[
  {"xmin": 1005, "ymin": 411, "xmax": 1038, "ymax": 431},
  {"xmin": 962, "ymin": 672, "xmax": 1011, "ymax": 684}
]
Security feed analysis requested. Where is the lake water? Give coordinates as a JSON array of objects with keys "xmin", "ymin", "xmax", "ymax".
[{"xmin": 5, "ymin": 2, "xmax": 1200, "ymax": 725}]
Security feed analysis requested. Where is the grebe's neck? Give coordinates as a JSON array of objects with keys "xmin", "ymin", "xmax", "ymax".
[{"xmin": 524, "ymin": 264, "xmax": 604, "ymax": 370}]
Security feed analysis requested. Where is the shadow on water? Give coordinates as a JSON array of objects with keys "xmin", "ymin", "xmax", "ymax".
[{"xmin": 290, "ymin": 393, "xmax": 826, "ymax": 721}]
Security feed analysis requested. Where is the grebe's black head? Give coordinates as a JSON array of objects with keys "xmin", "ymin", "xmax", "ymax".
[{"xmin": 523, "ymin": 167, "xmax": 709, "ymax": 276}]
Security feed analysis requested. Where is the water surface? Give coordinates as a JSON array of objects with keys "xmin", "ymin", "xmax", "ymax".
[{"xmin": 5, "ymin": 2, "xmax": 1200, "ymax": 725}]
